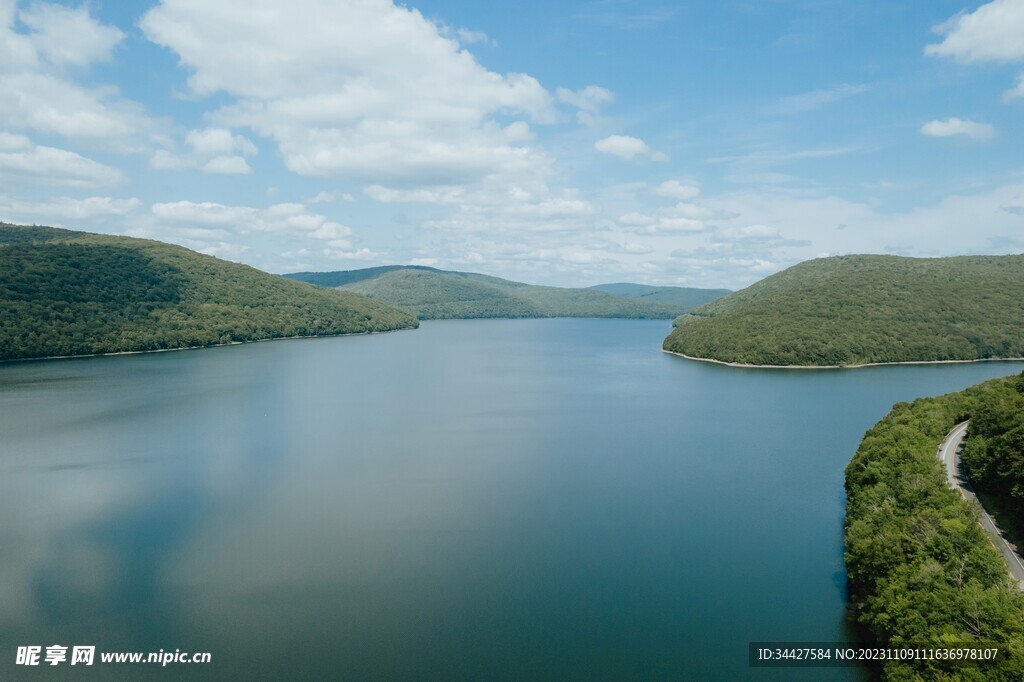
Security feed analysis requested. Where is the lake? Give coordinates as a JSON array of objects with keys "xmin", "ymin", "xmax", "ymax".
[{"xmin": 2, "ymin": 319, "xmax": 1022, "ymax": 680}]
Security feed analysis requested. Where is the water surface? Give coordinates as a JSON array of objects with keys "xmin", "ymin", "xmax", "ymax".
[{"xmin": 2, "ymin": 319, "xmax": 1022, "ymax": 679}]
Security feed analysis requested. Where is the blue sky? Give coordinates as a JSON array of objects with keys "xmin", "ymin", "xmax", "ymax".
[{"xmin": 1, "ymin": 0, "xmax": 1022, "ymax": 288}]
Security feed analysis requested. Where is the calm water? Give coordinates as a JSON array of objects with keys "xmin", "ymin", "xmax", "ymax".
[{"xmin": 2, "ymin": 319, "xmax": 1022, "ymax": 680}]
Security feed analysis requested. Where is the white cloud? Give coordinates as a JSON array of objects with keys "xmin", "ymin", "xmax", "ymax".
[
  {"xmin": 0, "ymin": 195, "xmax": 139, "ymax": 223},
  {"xmin": 646, "ymin": 217, "xmax": 706, "ymax": 234},
  {"xmin": 733, "ymin": 223, "xmax": 778, "ymax": 238},
  {"xmin": 615, "ymin": 199, "xmax": 713, "ymax": 236},
  {"xmin": 557, "ymin": 85, "xmax": 614, "ymax": 111},
  {"xmin": 323, "ymin": 246, "xmax": 379, "ymax": 262},
  {"xmin": 652, "ymin": 180, "xmax": 700, "ymax": 201},
  {"xmin": 140, "ymin": 0, "xmax": 556, "ymax": 189},
  {"xmin": 617, "ymin": 212, "xmax": 653, "ymax": 227},
  {"xmin": 1006, "ymin": 73, "xmax": 1024, "ymax": 99},
  {"xmin": 926, "ymin": 0, "xmax": 1024, "ymax": 63},
  {"xmin": 0, "ymin": 131, "xmax": 30, "ymax": 150},
  {"xmin": 136, "ymin": 1, "xmax": 655, "ymax": 278},
  {"xmin": 556, "ymin": 85, "xmax": 614, "ymax": 124},
  {"xmin": 151, "ymin": 127, "xmax": 257, "ymax": 173},
  {"xmin": 306, "ymin": 191, "xmax": 355, "ymax": 204},
  {"xmin": 186, "ymin": 128, "xmax": 257, "ymax": 157},
  {"xmin": 202, "ymin": 155, "xmax": 253, "ymax": 174},
  {"xmin": 150, "ymin": 201, "xmax": 253, "ymax": 227},
  {"xmin": 18, "ymin": 2, "xmax": 123, "ymax": 67},
  {"xmin": 0, "ymin": 137, "xmax": 124, "ymax": 187},
  {"xmin": 673, "ymin": 181, "xmax": 1024, "ymax": 286},
  {"xmin": 920, "ymin": 117, "xmax": 995, "ymax": 140},
  {"xmin": 0, "ymin": 3, "xmax": 157, "ymax": 146},
  {"xmin": 617, "ymin": 213, "xmax": 706, "ymax": 236},
  {"xmin": 149, "ymin": 149, "xmax": 193, "ymax": 171},
  {"xmin": 594, "ymin": 135, "xmax": 667, "ymax": 162},
  {"xmin": 0, "ymin": 73, "xmax": 155, "ymax": 144},
  {"xmin": 127, "ymin": 199, "xmax": 371, "ymax": 271},
  {"xmin": 493, "ymin": 180, "xmax": 1023, "ymax": 289},
  {"xmin": 197, "ymin": 241, "xmax": 250, "ymax": 260},
  {"xmin": 149, "ymin": 201, "xmax": 353, "ymax": 240},
  {"xmin": 926, "ymin": 2, "xmax": 1024, "ymax": 107}
]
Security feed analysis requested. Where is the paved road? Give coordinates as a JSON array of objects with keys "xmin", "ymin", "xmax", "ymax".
[{"xmin": 939, "ymin": 421, "xmax": 1024, "ymax": 588}]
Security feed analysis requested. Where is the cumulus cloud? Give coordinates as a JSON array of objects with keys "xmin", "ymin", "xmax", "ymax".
[
  {"xmin": 186, "ymin": 128, "xmax": 258, "ymax": 157},
  {"xmin": 652, "ymin": 180, "xmax": 700, "ymax": 201},
  {"xmin": 0, "ymin": 133, "xmax": 124, "ymax": 187},
  {"xmin": 927, "ymin": 1, "xmax": 1024, "ymax": 98},
  {"xmin": 616, "ymin": 199, "xmax": 713, "ymax": 236},
  {"xmin": 920, "ymin": 117, "xmax": 995, "ymax": 140},
  {"xmin": 594, "ymin": 135, "xmax": 667, "ymax": 162},
  {"xmin": 140, "ymin": 0, "xmax": 556, "ymax": 189},
  {"xmin": 0, "ymin": 2, "xmax": 158, "ymax": 147},
  {"xmin": 18, "ymin": 2, "xmax": 123, "ymax": 67},
  {"xmin": 926, "ymin": 0, "xmax": 1024, "ymax": 63},
  {"xmin": 201, "ymin": 155, "xmax": 253, "ymax": 174},
  {"xmin": 151, "ymin": 127, "xmax": 257, "ymax": 174},
  {"xmin": 135, "ymin": 1, "xmax": 674, "ymax": 278},
  {"xmin": 126, "ymin": 199, "xmax": 377, "ymax": 269}
]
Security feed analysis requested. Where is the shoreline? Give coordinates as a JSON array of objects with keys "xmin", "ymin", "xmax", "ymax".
[
  {"xmin": 662, "ymin": 349, "xmax": 1024, "ymax": 370},
  {"xmin": 0, "ymin": 325, "xmax": 418, "ymax": 364}
]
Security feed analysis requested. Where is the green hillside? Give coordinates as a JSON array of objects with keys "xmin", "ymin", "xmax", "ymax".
[
  {"xmin": 663, "ymin": 254, "xmax": 1024, "ymax": 366},
  {"xmin": 589, "ymin": 282, "xmax": 730, "ymax": 310},
  {"xmin": 0, "ymin": 223, "xmax": 417, "ymax": 361},
  {"xmin": 284, "ymin": 266, "xmax": 687, "ymax": 320},
  {"xmin": 962, "ymin": 372, "xmax": 1024, "ymax": 549},
  {"xmin": 845, "ymin": 373, "xmax": 1024, "ymax": 679}
]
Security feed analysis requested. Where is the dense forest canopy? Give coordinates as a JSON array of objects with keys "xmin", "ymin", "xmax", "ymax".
[
  {"xmin": 962, "ymin": 373, "xmax": 1024, "ymax": 548},
  {"xmin": 845, "ymin": 372, "xmax": 1024, "ymax": 679},
  {"xmin": 664, "ymin": 254, "xmax": 1024, "ymax": 366},
  {"xmin": 0, "ymin": 223, "xmax": 417, "ymax": 361},
  {"xmin": 588, "ymin": 282, "xmax": 730, "ymax": 310},
  {"xmin": 283, "ymin": 266, "xmax": 722, "ymax": 320}
]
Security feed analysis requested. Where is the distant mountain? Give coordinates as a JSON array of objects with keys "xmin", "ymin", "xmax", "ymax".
[
  {"xmin": 0, "ymin": 223, "xmax": 417, "ymax": 361},
  {"xmin": 284, "ymin": 266, "xmax": 690, "ymax": 320},
  {"xmin": 663, "ymin": 253, "xmax": 1024, "ymax": 366},
  {"xmin": 589, "ymin": 283, "xmax": 730, "ymax": 310}
]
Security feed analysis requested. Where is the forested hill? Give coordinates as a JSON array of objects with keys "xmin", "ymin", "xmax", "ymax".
[
  {"xmin": 663, "ymin": 254, "xmax": 1024, "ymax": 366},
  {"xmin": 283, "ymin": 266, "xmax": 702, "ymax": 320},
  {"xmin": 962, "ymin": 372, "xmax": 1024, "ymax": 550},
  {"xmin": 0, "ymin": 223, "xmax": 417, "ymax": 361},
  {"xmin": 845, "ymin": 373, "xmax": 1024, "ymax": 679},
  {"xmin": 589, "ymin": 282, "xmax": 730, "ymax": 310}
]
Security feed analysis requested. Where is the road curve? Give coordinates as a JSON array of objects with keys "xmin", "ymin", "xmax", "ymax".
[{"xmin": 939, "ymin": 421, "xmax": 1024, "ymax": 588}]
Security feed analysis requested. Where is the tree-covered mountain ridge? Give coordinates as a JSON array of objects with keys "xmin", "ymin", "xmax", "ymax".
[
  {"xmin": 588, "ymin": 282, "xmax": 731, "ymax": 310},
  {"xmin": 284, "ymin": 266, "xmax": 728, "ymax": 320},
  {"xmin": 0, "ymin": 223, "xmax": 417, "ymax": 361},
  {"xmin": 663, "ymin": 254, "xmax": 1024, "ymax": 367}
]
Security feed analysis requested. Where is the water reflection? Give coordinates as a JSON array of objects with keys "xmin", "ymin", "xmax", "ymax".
[{"xmin": 1, "ymin": 321, "xmax": 1022, "ymax": 679}]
